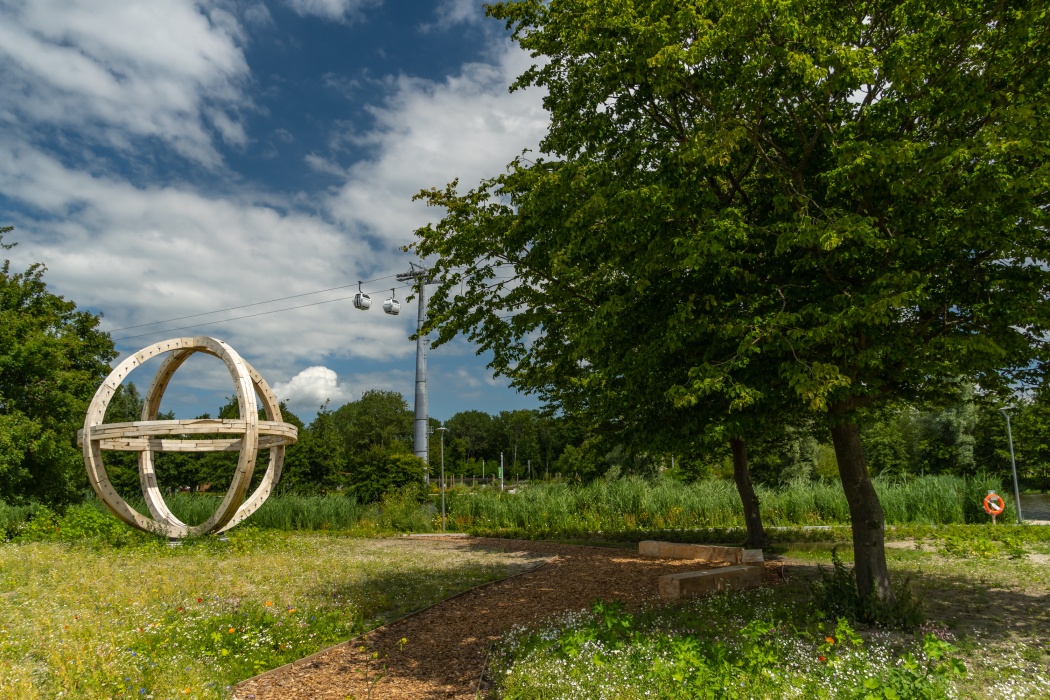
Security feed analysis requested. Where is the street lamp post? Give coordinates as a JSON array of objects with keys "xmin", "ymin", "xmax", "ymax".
[
  {"xmin": 436, "ymin": 426, "xmax": 449, "ymax": 532},
  {"xmin": 999, "ymin": 406, "xmax": 1023, "ymax": 524}
]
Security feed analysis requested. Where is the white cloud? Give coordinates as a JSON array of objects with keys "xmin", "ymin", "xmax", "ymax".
[
  {"xmin": 0, "ymin": 139, "xmax": 415, "ymax": 374},
  {"xmin": 1, "ymin": 28, "xmax": 547, "ymax": 419},
  {"xmin": 283, "ymin": 0, "xmax": 378, "ymax": 22},
  {"xmin": 425, "ymin": 0, "xmax": 486, "ymax": 31},
  {"xmin": 305, "ymin": 153, "xmax": 349, "ymax": 177},
  {"xmin": 453, "ymin": 367, "xmax": 482, "ymax": 388},
  {"xmin": 272, "ymin": 366, "xmax": 353, "ymax": 413},
  {"xmin": 326, "ymin": 40, "xmax": 547, "ymax": 243},
  {"xmin": 0, "ymin": 0, "xmax": 251, "ymax": 167}
]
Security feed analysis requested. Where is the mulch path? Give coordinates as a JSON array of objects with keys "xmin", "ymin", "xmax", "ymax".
[{"xmin": 233, "ymin": 537, "xmax": 782, "ymax": 700}]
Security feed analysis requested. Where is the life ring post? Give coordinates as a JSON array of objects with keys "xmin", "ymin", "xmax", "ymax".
[{"xmin": 983, "ymin": 490, "xmax": 1006, "ymax": 525}]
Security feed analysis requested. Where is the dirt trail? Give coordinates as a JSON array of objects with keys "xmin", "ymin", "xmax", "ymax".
[{"xmin": 234, "ymin": 537, "xmax": 779, "ymax": 699}]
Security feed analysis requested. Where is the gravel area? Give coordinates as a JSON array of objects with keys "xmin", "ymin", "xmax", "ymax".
[{"xmin": 233, "ymin": 537, "xmax": 782, "ymax": 699}]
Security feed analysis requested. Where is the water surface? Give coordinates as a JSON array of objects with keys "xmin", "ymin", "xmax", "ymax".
[{"xmin": 1019, "ymin": 493, "xmax": 1050, "ymax": 521}]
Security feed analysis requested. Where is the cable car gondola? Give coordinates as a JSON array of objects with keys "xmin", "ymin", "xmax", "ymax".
[
  {"xmin": 353, "ymin": 281, "xmax": 371, "ymax": 310},
  {"xmin": 383, "ymin": 288, "xmax": 401, "ymax": 315}
]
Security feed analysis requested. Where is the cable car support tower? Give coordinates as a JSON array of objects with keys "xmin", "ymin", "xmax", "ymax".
[{"xmin": 396, "ymin": 263, "xmax": 434, "ymax": 473}]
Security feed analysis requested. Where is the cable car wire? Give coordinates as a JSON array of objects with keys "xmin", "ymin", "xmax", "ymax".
[
  {"xmin": 108, "ymin": 268, "xmax": 523, "ymax": 342},
  {"xmin": 107, "ymin": 273, "xmax": 405, "ymax": 332},
  {"xmin": 112, "ymin": 294, "xmax": 364, "ymax": 342}
]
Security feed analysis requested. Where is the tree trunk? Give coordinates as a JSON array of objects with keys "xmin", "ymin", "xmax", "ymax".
[
  {"xmin": 828, "ymin": 415, "xmax": 895, "ymax": 604},
  {"xmin": 729, "ymin": 437, "xmax": 767, "ymax": 549}
]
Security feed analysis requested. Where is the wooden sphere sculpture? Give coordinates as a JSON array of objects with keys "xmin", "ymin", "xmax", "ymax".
[{"xmin": 78, "ymin": 337, "xmax": 298, "ymax": 538}]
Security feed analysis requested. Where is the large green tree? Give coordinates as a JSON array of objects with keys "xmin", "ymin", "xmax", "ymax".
[
  {"xmin": 412, "ymin": 0, "xmax": 1050, "ymax": 604},
  {"xmin": 332, "ymin": 390, "xmax": 413, "ymax": 456},
  {"xmin": 0, "ymin": 228, "xmax": 117, "ymax": 505},
  {"xmin": 444, "ymin": 410, "xmax": 494, "ymax": 462}
]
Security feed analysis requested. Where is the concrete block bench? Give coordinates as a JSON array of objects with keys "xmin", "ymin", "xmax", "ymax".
[
  {"xmin": 659, "ymin": 565, "xmax": 762, "ymax": 601},
  {"xmin": 639, "ymin": 540, "xmax": 764, "ymax": 567}
]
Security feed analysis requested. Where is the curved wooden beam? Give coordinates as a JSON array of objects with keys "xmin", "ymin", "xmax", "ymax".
[{"xmin": 80, "ymin": 337, "xmax": 297, "ymax": 538}]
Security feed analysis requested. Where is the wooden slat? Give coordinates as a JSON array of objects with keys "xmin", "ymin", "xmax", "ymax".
[{"xmin": 94, "ymin": 434, "xmax": 295, "ymax": 452}]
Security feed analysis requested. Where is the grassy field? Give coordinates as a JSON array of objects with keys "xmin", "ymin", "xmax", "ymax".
[
  {"xmin": 1, "ymin": 474, "xmax": 1011, "ymax": 543},
  {"xmin": 0, "ymin": 532, "xmax": 544, "ymax": 699},
  {"xmin": 490, "ymin": 527, "xmax": 1050, "ymax": 699},
  {"xmin": 2, "ymin": 521, "xmax": 1048, "ymax": 698},
  {"xmin": 447, "ymin": 474, "xmax": 1013, "ymax": 536},
  {"xmin": 0, "ymin": 476, "xmax": 1042, "ymax": 699}
]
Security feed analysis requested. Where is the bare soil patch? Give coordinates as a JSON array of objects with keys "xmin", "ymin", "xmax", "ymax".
[{"xmin": 234, "ymin": 537, "xmax": 782, "ymax": 699}]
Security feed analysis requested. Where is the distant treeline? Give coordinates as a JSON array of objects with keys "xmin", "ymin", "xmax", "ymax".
[
  {"xmin": 66, "ymin": 381, "xmax": 1050, "ymax": 506},
  {"xmin": 689, "ymin": 386, "xmax": 1050, "ymax": 492},
  {"xmin": 98, "ymin": 384, "xmax": 582, "ymax": 503}
]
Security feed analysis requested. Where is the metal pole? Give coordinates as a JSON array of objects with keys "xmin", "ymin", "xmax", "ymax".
[
  {"xmin": 1000, "ymin": 408, "xmax": 1023, "ymax": 524},
  {"xmin": 414, "ymin": 282, "xmax": 429, "ymax": 468},
  {"xmin": 437, "ymin": 426, "xmax": 448, "ymax": 532},
  {"xmin": 398, "ymin": 264, "xmax": 432, "ymax": 477},
  {"xmin": 500, "ymin": 452, "xmax": 504, "ymax": 492}
]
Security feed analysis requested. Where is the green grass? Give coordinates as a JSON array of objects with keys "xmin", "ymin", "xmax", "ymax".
[
  {"xmin": 493, "ymin": 593, "xmax": 964, "ymax": 699},
  {"xmin": 0, "ymin": 532, "xmax": 544, "ymax": 699},
  {"xmin": 0, "ymin": 475, "xmax": 1015, "ymax": 543},
  {"xmin": 3, "ymin": 490, "xmax": 1047, "ymax": 698},
  {"xmin": 489, "ymin": 527, "xmax": 1050, "ymax": 699},
  {"xmin": 1, "ymin": 489, "xmax": 436, "ymax": 543},
  {"xmin": 446, "ymin": 474, "xmax": 1012, "ymax": 536}
]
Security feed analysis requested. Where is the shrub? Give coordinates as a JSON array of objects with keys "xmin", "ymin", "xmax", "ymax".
[
  {"xmin": 378, "ymin": 485, "xmax": 434, "ymax": 532},
  {"xmin": 810, "ymin": 549, "xmax": 924, "ymax": 630}
]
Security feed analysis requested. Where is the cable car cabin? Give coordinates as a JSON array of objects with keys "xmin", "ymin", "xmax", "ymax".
[
  {"xmin": 383, "ymin": 290, "xmax": 401, "ymax": 315},
  {"xmin": 353, "ymin": 281, "xmax": 371, "ymax": 310}
]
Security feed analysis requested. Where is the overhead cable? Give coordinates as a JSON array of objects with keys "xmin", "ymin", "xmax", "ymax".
[
  {"xmin": 109, "ymin": 269, "xmax": 522, "ymax": 342},
  {"xmin": 108, "ymin": 273, "xmax": 402, "ymax": 332},
  {"xmin": 113, "ymin": 294, "xmax": 360, "ymax": 342}
]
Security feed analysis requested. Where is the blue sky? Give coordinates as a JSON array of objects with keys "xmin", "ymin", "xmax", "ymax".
[{"xmin": 0, "ymin": 0, "xmax": 548, "ymax": 422}]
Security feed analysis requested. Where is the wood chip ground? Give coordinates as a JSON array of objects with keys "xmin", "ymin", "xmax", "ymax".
[{"xmin": 234, "ymin": 537, "xmax": 781, "ymax": 700}]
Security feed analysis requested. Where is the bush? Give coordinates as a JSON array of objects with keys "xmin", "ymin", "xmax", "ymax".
[
  {"xmin": 810, "ymin": 549, "xmax": 924, "ymax": 630},
  {"xmin": 8, "ymin": 502, "xmax": 145, "ymax": 546},
  {"xmin": 0, "ymin": 498, "xmax": 35, "ymax": 539},
  {"xmin": 349, "ymin": 452, "xmax": 427, "ymax": 504},
  {"xmin": 377, "ymin": 485, "xmax": 434, "ymax": 532}
]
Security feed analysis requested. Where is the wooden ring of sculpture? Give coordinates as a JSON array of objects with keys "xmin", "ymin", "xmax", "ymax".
[{"xmin": 78, "ymin": 337, "xmax": 298, "ymax": 538}]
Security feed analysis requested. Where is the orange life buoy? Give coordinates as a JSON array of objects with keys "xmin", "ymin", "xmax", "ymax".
[{"xmin": 983, "ymin": 492, "xmax": 1005, "ymax": 516}]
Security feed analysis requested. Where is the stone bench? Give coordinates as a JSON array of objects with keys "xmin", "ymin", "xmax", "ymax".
[
  {"xmin": 639, "ymin": 540, "xmax": 764, "ymax": 567},
  {"xmin": 659, "ymin": 565, "xmax": 762, "ymax": 601}
]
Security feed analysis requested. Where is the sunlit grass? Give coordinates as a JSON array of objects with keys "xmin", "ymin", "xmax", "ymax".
[
  {"xmin": 449, "ymin": 474, "xmax": 1011, "ymax": 536},
  {"xmin": 0, "ymin": 532, "xmax": 540, "ymax": 699},
  {"xmin": 0, "ymin": 474, "xmax": 1016, "ymax": 544}
]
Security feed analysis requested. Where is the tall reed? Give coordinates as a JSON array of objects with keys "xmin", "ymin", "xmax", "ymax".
[
  {"xmin": 444, "ymin": 474, "xmax": 1012, "ymax": 532},
  {"xmin": 3, "ymin": 474, "xmax": 1014, "ymax": 539}
]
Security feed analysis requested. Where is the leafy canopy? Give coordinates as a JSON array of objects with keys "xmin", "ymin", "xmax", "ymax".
[
  {"xmin": 413, "ymin": 0, "xmax": 1050, "ymax": 427},
  {"xmin": 0, "ymin": 228, "xmax": 117, "ymax": 505}
]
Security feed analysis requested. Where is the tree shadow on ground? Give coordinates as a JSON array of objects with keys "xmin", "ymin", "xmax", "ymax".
[
  {"xmin": 234, "ymin": 538, "xmax": 710, "ymax": 699},
  {"xmin": 780, "ymin": 556, "xmax": 1050, "ymax": 644}
]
